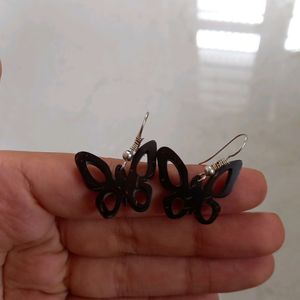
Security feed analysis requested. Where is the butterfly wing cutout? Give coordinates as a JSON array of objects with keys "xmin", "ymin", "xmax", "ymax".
[
  {"xmin": 191, "ymin": 159, "xmax": 242, "ymax": 224},
  {"xmin": 75, "ymin": 151, "xmax": 122, "ymax": 218},
  {"xmin": 157, "ymin": 146, "xmax": 190, "ymax": 219},
  {"xmin": 126, "ymin": 140, "xmax": 157, "ymax": 212},
  {"xmin": 204, "ymin": 160, "xmax": 243, "ymax": 198}
]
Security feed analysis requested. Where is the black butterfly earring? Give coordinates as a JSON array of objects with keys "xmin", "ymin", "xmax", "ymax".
[
  {"xmin": 75, "ymin": 112, "xmax": 157, "ymax": 218},
  {"xmin": 157, "ymin": 134, "xmax": 248, "ymax": 224}
]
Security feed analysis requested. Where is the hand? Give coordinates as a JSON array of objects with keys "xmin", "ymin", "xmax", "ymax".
[{"xmin": 0, "ymin": 151, "xmax": 284, "ymax": 300}]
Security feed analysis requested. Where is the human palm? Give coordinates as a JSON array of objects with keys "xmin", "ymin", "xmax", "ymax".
[{"xmin": 0, "ymin": 151, "xmax": 284, "ymax": 300}]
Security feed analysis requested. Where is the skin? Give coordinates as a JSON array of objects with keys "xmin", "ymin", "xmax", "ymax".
[
  {"xmin": 0, "ymin": 52, "xmax": 284, "ymax": 299},
  {"xmin": 0, "ymin": 151, "xmax": 284, "ymax": 300}
]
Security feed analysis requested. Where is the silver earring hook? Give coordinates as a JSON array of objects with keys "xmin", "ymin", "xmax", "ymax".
[
  {"xmin": 198, "ymin": 133, "xmax": 248, "ymax": 165},
  {"xmin": 196, "ymin": 134, "xmax": 248, "ymax": 182},
  {"xmin": 122, "ymin": 112, "xmax": 150, "ymax": 168},
  {"xmin": 137, "ymin": 111, "xmax": 149, "ymax": 141}
]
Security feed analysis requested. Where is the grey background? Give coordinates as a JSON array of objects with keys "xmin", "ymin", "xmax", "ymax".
[{"xmin": 0, "ymin": 0, "xmax": 299, "ymax": 299}]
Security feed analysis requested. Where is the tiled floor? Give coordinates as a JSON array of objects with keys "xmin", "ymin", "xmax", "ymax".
[{"xmin": 0, "ymin": 0, "xmax": 299, "ymax": 299}]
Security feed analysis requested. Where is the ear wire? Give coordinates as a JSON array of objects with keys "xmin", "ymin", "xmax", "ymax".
[
  {"xmin": 199, "ymin": 134, "xmax": 248, "ymax": 165},
  {"xmin": 122, "ymin": 112, "xmax": 150, "ymax": 168},
  {"xmin": 197, "ymin": 134, "xmax": 248, "ymax": 181}
]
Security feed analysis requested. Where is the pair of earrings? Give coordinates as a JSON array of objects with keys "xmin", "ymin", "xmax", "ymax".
[{"xmin": 75, "ymin": 113, "xmax": 247, "ymax": 224}]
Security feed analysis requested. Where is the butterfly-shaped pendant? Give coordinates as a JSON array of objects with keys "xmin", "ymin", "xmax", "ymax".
[
  {"xmin": 75, "ymin": 140, "xmax": 157, "ymax": 218},
  {"xmin": 157, "ymin": 146, "xmax": 242, "ymax": 224}
]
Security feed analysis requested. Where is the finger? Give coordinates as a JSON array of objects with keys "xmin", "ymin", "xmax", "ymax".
[
  {"xmin": 4, "ymin": 289, "xmax": 67, "ymax": 300},
  {"xmin": 60, "ymin": 213, "xmax": 284, "ymax": 258},
  {"xmin": 68, "ymin": 255, "xmax": 274, "ymax": 298},
  {"xmin": 68, "ymin": 294, "xmax": 219, "ymax": 300},
  {"xmin": 2, "ymin": 151, "xmax": 266, "ymax": 219}
]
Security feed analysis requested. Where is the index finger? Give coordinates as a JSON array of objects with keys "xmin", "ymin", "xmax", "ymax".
[{"xmin": 2, "ymin": 151, "xmax": 267, "ymax": 219}]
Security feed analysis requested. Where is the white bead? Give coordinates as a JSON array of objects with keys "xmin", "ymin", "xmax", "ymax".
[
  {"xmin": 122, "ymin": 150, "xmax": 133, "ymax": 161},
  {"xmin": 204, "ymin": 165, "xmax": 215, "ymax": 176}
]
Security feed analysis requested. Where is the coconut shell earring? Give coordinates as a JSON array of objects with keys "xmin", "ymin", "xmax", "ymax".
[
  {"xmin": 75, "ymin": 112, "xmax": 157, "ymax": 218},
  {"xmin": 157, "ymin": 134, "xmax": 248, "ymax": 224}
]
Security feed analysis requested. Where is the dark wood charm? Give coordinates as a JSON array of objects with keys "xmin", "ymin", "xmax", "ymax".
[
  {"xmin": 75, "ymin": 140, "xmax": 157, "ymax": 218},
  {"xmin": 157, "ymin": 146, "xmax": 242, "ymax": 224}
]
